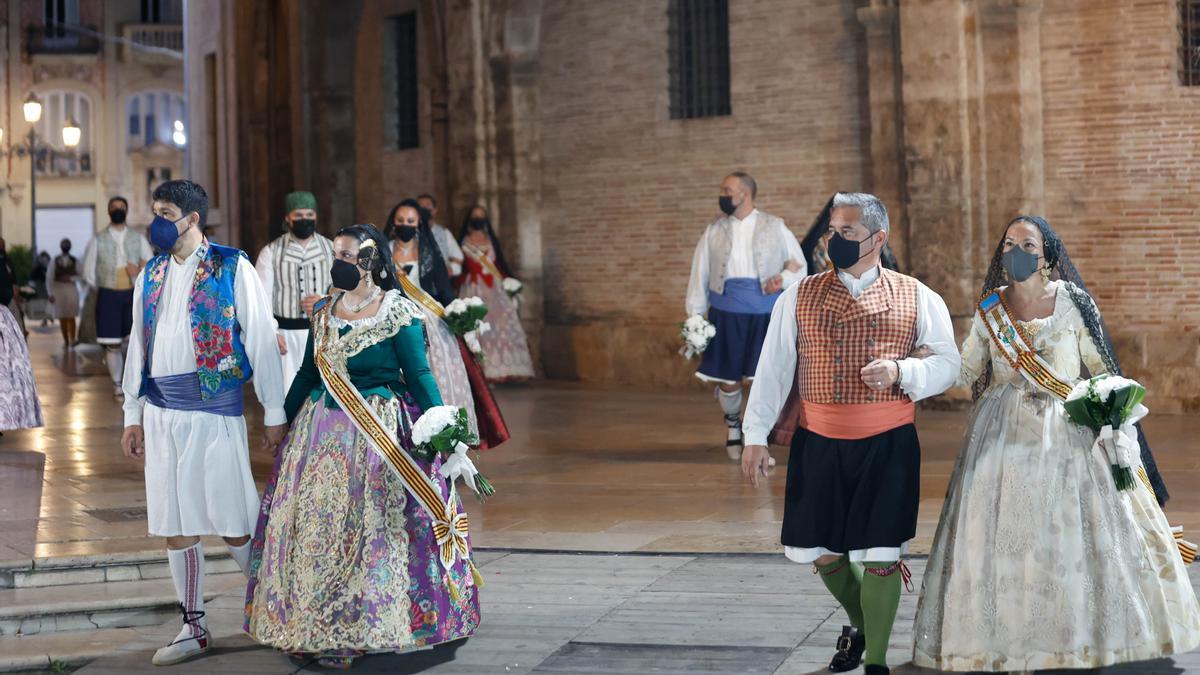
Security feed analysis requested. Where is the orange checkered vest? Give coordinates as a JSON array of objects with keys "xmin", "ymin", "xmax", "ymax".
[{"xmin": 794, "ymin": 269, "xmax": 919, "ymax": 404}]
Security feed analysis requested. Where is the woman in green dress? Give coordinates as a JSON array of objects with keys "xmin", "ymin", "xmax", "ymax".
[{"xmin": 245, "ymin": 224, "xmax": 480, "ymax": 668}]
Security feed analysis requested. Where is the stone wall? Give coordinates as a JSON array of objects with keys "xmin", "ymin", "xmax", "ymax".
[
  {"xmin": 1039, "ymin": 1, "xmax": 1200, "ymax": 413},
  {"xmin": 536, "ymin": 0, "xmax": 870, "ymax": 385}
]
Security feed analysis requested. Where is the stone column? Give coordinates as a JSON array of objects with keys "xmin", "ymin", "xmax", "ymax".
[
  {"xmin": 897, "ymin": 0, "xmax": 978, "ymax": 318},
  {"xmin": 856, "ymin": 0, "xmax": 909, "ymax": 268},
  {"xmin": 976, "ymin": 0, "xmax": 1044, "ymax": 270},
  {"xmin": 490, "ymin": 51, "xmax": 542, "ymax": 370}
]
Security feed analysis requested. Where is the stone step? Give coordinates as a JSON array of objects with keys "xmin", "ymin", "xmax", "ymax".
[
  {"xmin": 0, "ymin": 573, "xmax": 246, "ymax": 638},
  {"xmin": 0, "ymin": 627, "xmax": 139, "ymax": 673},
  {"xmin": 0, "ymin": 549, "xmax": 238, "ymax": 589}
]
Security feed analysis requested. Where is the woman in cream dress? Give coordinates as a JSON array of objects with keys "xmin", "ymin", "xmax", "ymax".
[{"xmin": 913, "ymin": 215, "xmax": 1200, "ymax": 672}]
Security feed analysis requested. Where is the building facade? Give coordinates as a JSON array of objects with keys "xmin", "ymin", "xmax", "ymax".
[
  {"xmin": 0, "ymin": 0, "xmax": 185, "ymax": 253},
  {"xmin": 188, "ymin": 0, "xmax": 1200, "ymax": 411}
]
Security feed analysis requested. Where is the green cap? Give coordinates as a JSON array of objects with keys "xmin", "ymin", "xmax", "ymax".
[{"xmin": 284, "ymin": 191, "xmax": 317, "ymax": 214}]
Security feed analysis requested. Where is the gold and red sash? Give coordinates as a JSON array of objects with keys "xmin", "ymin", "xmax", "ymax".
[
  {"xmin": 463, "ymin": 243, "xmax": 506, "ymax": 281},
  {"xmin": 311, "ymin": 303, "xmax": 470, "ymax": 570},
  {"xmin": 397, "ymin": 272, "xmax": 446, "ymax": 319},
  {"xmin": 977, "ymin": 290, "xmax": 1074, "ymax": 401}
]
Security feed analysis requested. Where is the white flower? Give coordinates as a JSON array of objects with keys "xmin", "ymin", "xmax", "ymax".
[
  {"xmin": 1066, "ymin": 379, "xmax": 1092, "ymax": 402},
  {"xmin": 464, "ymin": 331, "xmax": 483, "ymax": 355},
  {"xmin": 466, "ymin": 296, "xmax": 485, "ymax": 307},
  {"xmin": 476, "ymin": 321, "xmax": 492, "ymax": 336},
  {"xmin": 1093, "ymin": 375, "xmax": 1139, "ymax": 402},
  {"xmin": 502, "ymin": 278, "xmax": 523, "ymax": 293},
  {"xmin": 411, "ymin": 405, "xmax": 460, "ymax": 446},
  {"xmin": 445, "ymin": 299, "xmax": 468, "ymax": 316}
]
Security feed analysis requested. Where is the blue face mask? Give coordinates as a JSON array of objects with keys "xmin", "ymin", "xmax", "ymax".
[{"xmin": 149, "ymin": 214, "xmax": 191, "ymax": 251}]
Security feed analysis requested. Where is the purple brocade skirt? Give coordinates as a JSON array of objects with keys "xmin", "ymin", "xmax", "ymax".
[{"xmin": 244, "ymin": 394, "xmax": 480, "ymax": 658}]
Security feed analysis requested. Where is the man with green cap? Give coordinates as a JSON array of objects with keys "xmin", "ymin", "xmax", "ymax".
[{"xmin": 254, "ymin": 191, "xmax": 334, "ymax": 392}]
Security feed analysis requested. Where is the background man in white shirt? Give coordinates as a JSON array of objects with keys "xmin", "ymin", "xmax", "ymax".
[
  {"xmin": 417, "ymin": 193, "xmax": 464, "ymax": 277},
  {"xmin": 685, "ymin": 172, "xmax": 806, "ymax": 461}
]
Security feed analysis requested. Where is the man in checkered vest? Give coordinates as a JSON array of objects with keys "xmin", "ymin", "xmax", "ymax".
[{"xmin": 740, "ymin": 193, "xmax": 960, "ymax": 675}]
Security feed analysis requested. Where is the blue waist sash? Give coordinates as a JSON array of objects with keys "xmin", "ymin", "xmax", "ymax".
[
  {"xmin": 708, "ymin": 277, "xmax": 780, "ymax": 315},
  {"xmin": 145, "ymin": 373, "xmax": 244, "ymax": 417}
]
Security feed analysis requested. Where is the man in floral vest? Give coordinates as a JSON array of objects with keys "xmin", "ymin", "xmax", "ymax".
[
  {"xmin": 741, "ymin": 193, "xmax": 960, "ymax": 675},
  {"xmin": 119, "ymin": 180, "xmax": 286, "ymax": 666}
]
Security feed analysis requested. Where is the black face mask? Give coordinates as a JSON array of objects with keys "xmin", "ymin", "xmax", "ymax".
[
  {"xmin": 330, "ymin": 259, "xmax": 365, "ymax": 291},
  {"xmin": 718, "ymin": 196, "xmax": 736, "ymax": 216},
  {"xmin": 469, "ymin": 218, "xmax": 488, "ymax": 231},
  {"xmin": 61, "ymin": 245, "xmax": 71, "ymax": 254},
  {"xmin": 827, "ymin": 232, "xmax": 876, "ymax": 270},
  {"xmin": 290, "ymin": 218, "xmax": 316, "ymax": 239},
  {"xmin": 110, "ymin": 209, "xmax": 128, "ymax": 224},
  {"xmin": 395, "ymin": 226, "xmax": 417, "ymax": 243}
]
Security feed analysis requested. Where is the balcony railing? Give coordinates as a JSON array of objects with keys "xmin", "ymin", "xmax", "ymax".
[
  {"xmin": 34, "ymin": 148, "xmax": 94, "ymax": 178},
  {"xmin": 121, "ymin": 23, "xmax": 184, "ymax": 63},
  {"xmin": 26, "ymin": 25, "xmax": 101, "ymax": 56}
]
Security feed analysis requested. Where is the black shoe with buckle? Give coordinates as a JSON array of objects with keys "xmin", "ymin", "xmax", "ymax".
[{"xmin": 827, "ymin": 625, "xmax": 865, "ymax": 673}]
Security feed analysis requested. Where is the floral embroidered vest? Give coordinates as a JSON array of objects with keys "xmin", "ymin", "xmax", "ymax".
[{"xmin": 138, "ymin": 242, "xmax": 253, "ymax": 399}]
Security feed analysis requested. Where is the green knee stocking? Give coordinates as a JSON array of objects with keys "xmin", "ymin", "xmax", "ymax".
[
  {"xmin": 815, "ymin": 556, "xmax": 864, "ymax": 629},
  {"xmin": 860, "ymin": 560, "xmax": 906, "ymax": 667}
]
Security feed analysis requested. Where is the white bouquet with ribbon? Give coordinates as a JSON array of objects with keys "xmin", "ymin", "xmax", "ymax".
[
  {"xmin": 444, "ymin": 297, "xmax": 490, "ymax": 360},
  {"xmin": 410, "ymin": 405, "xmax": 495, "ymax": 502},
  {"xmin": 679, "ymin": 314, "xmax": 717, "ymax": 359},
  {"xmin": 1064, "ymin": 374, "xmax": 1148, "ymax": 491},
  {"xmin": 501, "ymin": 277, "xmax": 523, "ymax": 299}
]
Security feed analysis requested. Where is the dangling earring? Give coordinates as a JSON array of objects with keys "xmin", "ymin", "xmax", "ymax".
[{"xmin": 1041, "ymin": 265, "xmax": 1051, "ymax": 280}]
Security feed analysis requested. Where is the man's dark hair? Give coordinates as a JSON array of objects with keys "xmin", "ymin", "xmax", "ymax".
[
  {"xmin": 108, "ymin": 196, "xmax": 128, "ymax": 211},
  {"xmin": 416, "ymin": 193, "xmax": 436, "ymax": 207},
  {"xmin": 729, "ymin": 171, "xmax": 757, "ymax": 198},
  {"xmin": 152, "ymin": 180, "xmax": 209, "ymax": 226}
]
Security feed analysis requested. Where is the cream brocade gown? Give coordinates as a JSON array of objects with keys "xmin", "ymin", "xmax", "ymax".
[{"xmin": 913, "ymin": 280, "xmax": 1200, "ymax": 671}]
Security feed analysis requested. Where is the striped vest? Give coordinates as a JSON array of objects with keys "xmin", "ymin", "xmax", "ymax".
[
  {"xmin": 267, "ymin": 233, "xmax": 334, "ymax": 320},
  {"xmin": 794, "ymin": 269, "xmax": 919, "ymax": 404}
]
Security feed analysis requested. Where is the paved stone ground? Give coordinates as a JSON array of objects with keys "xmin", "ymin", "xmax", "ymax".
[{"xmin": 70, "ymin": 551, "xmax": 1200, "ymax": 674}]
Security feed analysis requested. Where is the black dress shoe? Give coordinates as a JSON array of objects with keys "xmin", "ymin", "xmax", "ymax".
[
  {"xmin": 863, "ymin": 665, "xmax": 889, "ymax": 675},
  {"xmin": 827, "ymin": 625, "xmax": 865, "ymax": 673}
]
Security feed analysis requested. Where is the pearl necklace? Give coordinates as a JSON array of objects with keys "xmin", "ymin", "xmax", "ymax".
[{"xmin": 342, "ymin": 285, "xmax": 381, "ymax": 313}]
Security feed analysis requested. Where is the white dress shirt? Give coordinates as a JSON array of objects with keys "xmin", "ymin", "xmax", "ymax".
[
  {"xmin": 742, "ymin": 266, "xmax": 961, "ymax": 447},
  {"xmin": 685, "ymin": 209, "xmax": 806, "ymax": 317},
  {"xmin": 431, "ymin": 224, "xmax": 464, "ymax": 277},
  {"xmin": 123, "ymin": 245, "xmax": 287, "ymax": 427}
]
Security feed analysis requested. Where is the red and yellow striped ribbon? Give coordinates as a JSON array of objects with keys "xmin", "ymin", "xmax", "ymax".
[{"xmin": 312, "ymin": 305, "xmax": 469, "ymax": 569}]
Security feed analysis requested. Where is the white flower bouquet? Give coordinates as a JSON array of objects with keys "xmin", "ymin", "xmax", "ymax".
[
  {"xmin": 17, "ymin": 285, "xmax": 36, "ymax": 301},
  {"xmin": 679, "ymin": 314, "xmax": 717, "ymax": 359},
  {"xmin": 1065, "ymin": 374, "xmax": 1148, "ymax": 491},
  {"xmin": 445, "ymin": 297, "xmax": 491, "ymax": 361},
  {"xmin": 410, "ymin": 405, "xmax": 495, "ymax": 501},
  {"xmin": 501, "ymin": 277, "xmax": 523, "ymax": 299},
  {"xmin": 444, "ymin": 297, "xmax": 489, "ymax": 335}
]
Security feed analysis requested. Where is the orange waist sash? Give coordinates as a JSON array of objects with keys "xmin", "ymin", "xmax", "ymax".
[{"xmin": 799, "ymin": 400, "xmax": 915, "ymax": 440}]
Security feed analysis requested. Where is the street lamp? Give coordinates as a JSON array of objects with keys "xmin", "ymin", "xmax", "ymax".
[{"xmin": 0, "ymin": 94, "xmax": 82, "ymax": 253}]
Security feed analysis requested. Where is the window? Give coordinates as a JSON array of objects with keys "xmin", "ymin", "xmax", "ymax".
[
  {"xmin": 33, "ymin": 90, "xmax": 91, "ymax": 176},
  {"xmin": 391, "ymin": 13, "xmax": 419, "ymax": 149},
  {"xmin": 667, "ymin": 0, "xmax": 731, "ymax": 119},
  {"xmin": 126, "ymin": 90, "xmax": 187, "ymax": 151},
  {"xmin": 44, "ymin": 0, "xmax": 80, "ymax": 37},
  {"xmin": 141, "ymin": 0, "xmax": 182, "ymax": 23},
  {"xmin": 1183, "ymin": 0, "xmax": 1200, "ymax": 85},
  {"xmin": 204, "ymin": 53, "xmax": 220, "ymax": 208}
]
